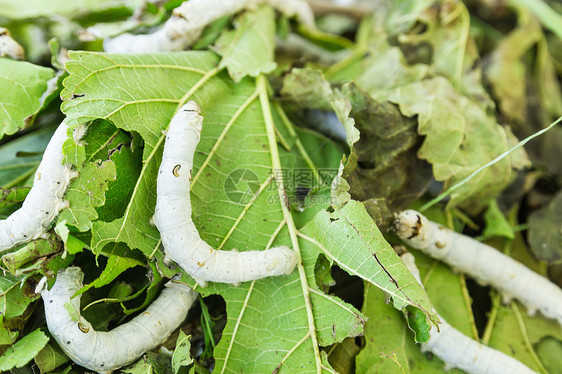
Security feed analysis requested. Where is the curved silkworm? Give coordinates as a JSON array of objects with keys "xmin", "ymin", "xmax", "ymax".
[
  {"xmin": 104, "ymin": 0, "xmax": 315, "ymax": 53},
  {"xmin": 394, "ymin": 210, "xmax": 562, "ymax": 325},
  {"xmin": 400, "ymin": 252, "xmax": 536, "ymax": 374},
  {"xmin": 0, "ymin": 122, "xmax": 82, "ymax": 251},
  {"xmin": 41, "ymin": 267, "xmax": 198, "ymax": 373},
  {"xmin": 153, "ymin": 101, "xmax": 298, "ymax": 286}
]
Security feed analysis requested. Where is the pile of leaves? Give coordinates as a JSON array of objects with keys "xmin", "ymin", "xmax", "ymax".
[{"xmin": 0, "ymin": 0, "xmax": 561, "ymax": 372}]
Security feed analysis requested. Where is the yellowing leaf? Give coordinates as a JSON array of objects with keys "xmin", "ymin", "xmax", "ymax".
[{"xmin": 389, "ymin": 77, "xmax": 516, "ymax": 207}]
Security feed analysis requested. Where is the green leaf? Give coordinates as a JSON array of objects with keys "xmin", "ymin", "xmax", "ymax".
[
  {"xmin": 508, "ymin": 0, "xmax": 562, "ymax": 40},
  {"xmin": 215, "ymin": 4, "xmax": 277, "ymax": 82},
  {"xmin": 325, "ymin": 337, "xmax": 360, "ymax": 374},
  {"xmin": 0, "ymin": 126, "xmax": 54, "ymax": 189},
  {"xmin": 63, "ymin": 301, "xmax": 80, "ymax": 322},
  {"xmin": 121, "ymin": 356, "xmax": 154, "ymax": 374},
  {"xmin": 93, "ymin": 126, "xmax": 143, "ymax": 222},
  {"xmin": 0, "ymin": 274, "xmax": 38, "ymax": 319},
  {"xmin": 121, "ymin": 262, "xmax": 163, "ymax": 316},
  {"xmin": 299, "ymin": 201, "xmax": 437, "ymax": 327},
  {"xmin": 483, "ymin": 232, "xmax": 562, "ymax": 372},
  {"xmin": 281, "ymin": 67, "xmax": 431, "ymax": 228},
  {"xmin": 0, "ymin": 329, "xmax": 49, "ymax": 371},
  {"xmin": 483, "ymin": 200, "xmax": 515, "ymax": 240},
  {"xmin": 485, "ymin": 8, "xmax": 542, "ymax": 124},
  {"xmin": 122, "ymin": 352, "xmax": 174, "ymax": 374},
  {"xmin": 356, "ymin": 250, "xmax": 474, "ymax": 374},
  {"xmin": 82, "ymin": 280, "xmax": 138, "ymax": 331},
  {"xmin": 0, "ymin": 59, "xmax": 54, "ymax": 138},
  {"xmin": 54, "ymin": 221, "xmax": 89, "ymax": 255},
  {"xmin": 0, "ymin": 0, "xmax": 142, "ymax": 20},
  {"xmin": 0, "ymin": 315, "xmax": 18, "ymax": 345},
  {"xmin": 528, "ymin": 191, "xmax": 562, "ymax": 263},
  {"xmin": 50, "ymin": 365, "xmax": 73, "ymax": 374},
  {"xmin": 76, "ymin": 254, "xmax": 144, "ymax": 296},
  {"xmin": 388, "ymin": 77, "xmax": 516, "ymax": 207},
  {"xmin": 1, "ymin": 236, "xmax": 60, "ymax": 273},
  {"xmin": 487, "ymin": 301, "xmax": 562, "ymax": 373},
  {"xmin": 0, "ymin": 187, "xmax": 29, "ymax": 209},
  {"xmin": 60, "ymin": 50, "xmax": 366, "ymax": 372},
  {"xmin": 34, "ymin": 340, "xmax": 70, "ymax": 373},
  {"xmin": 405, "ymin": 305, "xmax": 431, "ymax": 343},
  {"xmin": 172, "ymin": 331, "xmax": 192, "ymax": 374},
  {"xmin": 326, "ymin": 18, "xmax": 427, "ymax": 101},
  {"xmin": 57, "ymin": 159, "xmax": 117, "ymax": 231},
  {"xmin": 356, "ymin": 282, "xmax": 464, "ymax": 374},
  {"xmin": 535, "ymin": 337, "xmax": 562, "ymax": 374}
]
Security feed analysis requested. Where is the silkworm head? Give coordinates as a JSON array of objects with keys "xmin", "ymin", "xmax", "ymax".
[
  {"xmin": 265, "ymin": 246, "xmax": 298, "ymax": 275},
  {"xmin": 179, "ymin": 101, "xmax": 203, "ymax": 133},
  {"xmin": 393, "ymin": 210, "xmax": 422, "ymax": 239},
  {"xmin": 183, "ymin": 101, "xmax": 201, "ymax": 114}
]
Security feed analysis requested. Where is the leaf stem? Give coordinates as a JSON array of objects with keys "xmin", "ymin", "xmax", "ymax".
[
  {"xmin": 200, "ymin": 297, "xmax": 217, "ymax": 360},
  {"xmin": 457, "ymin": 273, "xmax": 479, "ymax": 340},
  {"xmin": 257, "ymin": 75, "xmax": 322, "ymax": 373},
  {"xmin": 273, "ymin": 101, "xmax": 320, "ymax": 184},
  {"xmin": 481, "ymin": 292, "xmax": 500, "ymax": 345},
  {"xmin": 511, "ymin": 302, "xmax": 548, "ymax": 374}
]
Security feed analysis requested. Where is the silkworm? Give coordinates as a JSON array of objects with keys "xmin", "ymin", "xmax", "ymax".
[
  {"xmin": 40, "ymin": 267, "xmax": 198, "ymax": 373},
  {"xmin": 0, "ymin": 27, "xmax": 24, "ymax": 60},
  {"xmin": 394, "ymin": 210, "xmax": 562, "ymax": 325},
  {"xmin": 153, "ymin": 101, "xmax": 298, "ymax": 286},
  {"xmin": 103, "ymin": 0, "xmax": 315, "ymax": 53},
  {"xmin": 400, "ymin": 252, "xmax": 537, "ymax": 374},
  {"xmin": 0, "ymin": 122, "xmax": 83, "ymax": 252}
]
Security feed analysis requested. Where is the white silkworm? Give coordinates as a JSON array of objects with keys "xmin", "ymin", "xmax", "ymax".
[
  {"xmin": 154, "ymin": 102, "xmax": 298, "ymax": 286},
  {"xmin": 394, "ymin": 210, "xmax": 562, "ymax": 325},
  {"xmin": 41, "ymin": 267, "xmax": 198, "ymax": 373},
  {"xmin": 104, "ymin": 0, "xmax": 315, "ymax": 53},
  {"xmin": 0, "ymin": 122, "xmax": 83, "ymax": 252},
  {"xmin": 400, "ymin": 252, "xmax": 536, "ymax": 374},
  {"xmin": 0, "ymin": 27, "xmax": 24, "ymax": 60}
]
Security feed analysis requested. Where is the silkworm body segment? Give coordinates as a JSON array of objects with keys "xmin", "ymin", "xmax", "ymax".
[
  {"xmin": 0, "ymin": 122, "xmax": 79, "ymax": 251},
  {"xmin": 103, "ymin": 0, "xmax": 315, "ymax": 53},
  {"xmin": 41, "ymin": 267, "xmax": 197, "ymax": 373},
  {"xmin": 394, "ymin": 210, "xmax": 562, "ymax": 325},
  {"xmin": 154, "ymin": 102, "xmax": 298, "ymax": 285},
  {"xmin": 401, "ymin": 253, "xmax": 536, "ymax": 374}
]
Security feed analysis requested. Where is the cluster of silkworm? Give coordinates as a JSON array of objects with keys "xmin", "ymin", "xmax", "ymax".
[
  {"xmin": 3, "ymin": 1, "xmax": 309, "ymax": 371},
  {"xmin": 0, "ymin": 99, "xmax": 297, "ymax": 372},
  {"xmin": 400, "ymin": 252, "xmax": 537, "ymax": 374},
  {"xmin": 0, "ymin": 121, "xmax": 82, "ymax": 252},
  {"xmin": 39, "ymin": 267, "xmax": 198, "ymax": 373},
  {"xmin": 394, "ymin": 210, "xmax": 562, "ymax": 325},
  {"xmin": 153, "ymin": 102, "xmax": 298, "ymax": 286},
  {"xmin": 11, "ymin": 101, "xmax": 295, "ymax": 372},
  {"xmin": 104, "ymin": 0, "xmax": 315, "ymax": 53}
]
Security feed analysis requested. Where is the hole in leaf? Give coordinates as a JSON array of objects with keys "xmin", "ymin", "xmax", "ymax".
[{"xmin": 329, "ymin": 264, "xmax": 364, "ymax": 311}]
